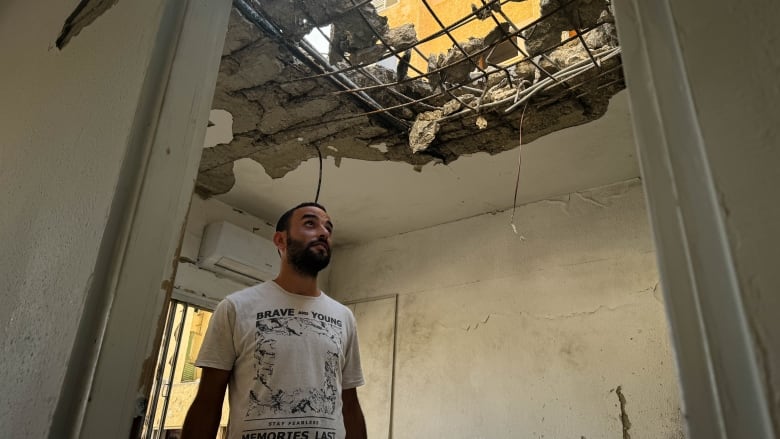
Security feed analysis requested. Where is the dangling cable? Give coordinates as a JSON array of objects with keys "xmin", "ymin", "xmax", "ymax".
[
  {"xmin": 510, "ymin": 102, "xmax": 529, "ymax": 238},
  {"xmin": 314, "ymin": 145, "xmax": 323, "ymax": 203}
]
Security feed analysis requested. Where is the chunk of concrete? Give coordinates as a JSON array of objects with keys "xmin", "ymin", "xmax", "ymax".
[
  {"xmin": 522, "ymin": 0, "xmax": 611, "ymax": 55},
  {"xmin": 428, "ymin": 37, "xmax": 485, "ymax": 86},
  {"xmin": 384, "ymin": 24, "xmax": 418, "ymax": 50},
  {"xmin": 409, "ymin": 110, "xmax": 444, "ymax": 153}
]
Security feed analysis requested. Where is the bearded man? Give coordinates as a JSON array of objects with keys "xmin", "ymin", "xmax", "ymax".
[{"xmin": 182, "ymin": 203, "xmax": 366, "ymax": 439}]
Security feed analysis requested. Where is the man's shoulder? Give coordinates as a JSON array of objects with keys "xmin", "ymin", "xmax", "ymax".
[
  {"xmin": 223, "ymin": 283, "xmax": 268, "ymax": 306},
  {"xmin": 318, "ymin": 292, "xmax": 355, "ymax": 317}
]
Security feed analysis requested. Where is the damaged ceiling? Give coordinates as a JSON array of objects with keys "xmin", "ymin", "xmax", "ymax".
[{"xmin": 197, "ymin": 0, "xmax": 638, "ymax": 243}]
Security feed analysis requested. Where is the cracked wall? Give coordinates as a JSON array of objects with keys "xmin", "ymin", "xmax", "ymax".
[
  {"xmin": 57, "ymin": 0, "xmax": 120, "ymax": 48},
  {"xmin": 0, "ymin": 0, "xmax": 173, "ymax": 436},
  {"xmin": 328, "ymin": 179, "xmax": 685, "ymax": 438}
]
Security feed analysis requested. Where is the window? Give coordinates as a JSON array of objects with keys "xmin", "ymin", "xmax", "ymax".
[{"xmin": 142, "ymin": 301, "xmax": 228, "ymax": 438}]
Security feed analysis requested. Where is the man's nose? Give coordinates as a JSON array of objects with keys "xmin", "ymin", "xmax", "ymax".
[{"xmin": 317, "ymin": 224, "xmax": 331, "ymax": 238}]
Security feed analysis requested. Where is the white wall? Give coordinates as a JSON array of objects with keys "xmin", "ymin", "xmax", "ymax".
[
  {"xmin": 176, "ymin": 194, "xmax": 274, "ymax": 305},
  {"xmin": 0, "ymin": 1, "xmax": 170, "ymax": 436},
  {"xmin": 613, "ymin": 2, "xmax": 780, "ymax": 435},
  {"xmin": 329, "ymin": 179, "xmax": 685, "ymax": 438},
  {"xmin": 175, "ymin": 194, "xmax": 332, "ymax": 306},
  {"xmin": 669, "ymin": 1, "xmax": 780, "ymax": 429}
]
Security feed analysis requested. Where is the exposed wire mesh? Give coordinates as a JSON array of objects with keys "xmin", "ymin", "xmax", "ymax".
[{"xmin": 233, "ymin": 0, "xmax": 622, "ymax": 133}]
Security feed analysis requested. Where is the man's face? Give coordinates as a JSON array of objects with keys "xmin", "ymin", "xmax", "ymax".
[{"xmin": 284, "ymin": 206, "xmax": 333, "ymax": 277}]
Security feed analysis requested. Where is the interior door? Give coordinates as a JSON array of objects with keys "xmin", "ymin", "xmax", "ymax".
[{"xmin": 347, "ymin": 296, "xmax": 397, "ymax": 439}]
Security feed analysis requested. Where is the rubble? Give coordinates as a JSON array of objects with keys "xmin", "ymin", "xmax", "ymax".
[
  {"xmin": 427, "ymin": 37, "xmax": 485, "ymax": 91},
  {"xmin": 409, "ymin": 110, "xmax": 444, "ymax": 153},
  {"xmin": 384, "ymin": 24, "xmax": 418, "ymax": 50},
  {"xmin": 195, "ymin": 1, "xmax": 625, "ymax": 197},
  {"xmin": 522, "ymin": 0, "xmax": 612, "ymax": 56}
]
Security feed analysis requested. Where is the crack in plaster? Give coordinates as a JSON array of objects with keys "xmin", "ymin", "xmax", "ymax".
[
  {"xmin": 541, "ymin": 195, "xmax": 573, "ymax": 216},
  {"xmin": 538, "ymin": 180, "xmax": 638, "ymax": 214},
  {"xmin": 436, "ymin": 301, "xmax": 646, "ymax": 333},
  {"xmin": 534, "ymin": 303, "xmax": 637, "ymax": 321},
  {"xmin": 615, "ymin": 385, "xmax": 632, "ymax": 439},
  {"xmin": 574, "ymin": 192, "xmax": 608, "ymax": 208},
  {"xmin": 746, "ymin": 285, "xmax": 780, "ymax": 428},
  {"xmin": 463, "ymin": 313, "xmax": 503, "ymax": 332},
  {"xmin": 560, "ymin": 256, "xmax": 613, "ymax": 268},
  {"xmin": 57, "ymin": 0, "xmax": 119, "ymax": 49}
]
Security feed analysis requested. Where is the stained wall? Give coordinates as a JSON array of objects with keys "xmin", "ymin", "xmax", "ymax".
[
  {"xmin": 0, "ymin": 1, "xmax": 171, "ymax": 436},
  {"xmin": 668, "ymin": 1, "xmax": 780, "ymax": 428},
  {"xmin": 329, "ymin": 179, "xmax": 685, "ymax": 438}
]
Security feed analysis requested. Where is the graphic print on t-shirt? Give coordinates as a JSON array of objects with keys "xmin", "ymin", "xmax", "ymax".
[{"xmin": 246, "ymin": 307, "xmax": 344, "ymax": 423}]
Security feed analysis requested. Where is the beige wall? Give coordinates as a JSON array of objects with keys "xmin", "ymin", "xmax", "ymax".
[
  {"xmin": 0, "ymin": 1, "xmax": 170, "ymax": 436},
  {"xmin": 329, "ymin": 179, "xmax": 684, "ymax": 438},
  {"xmin": 668, "ymin": 1, "xmax": 780, "ymax": 427}
]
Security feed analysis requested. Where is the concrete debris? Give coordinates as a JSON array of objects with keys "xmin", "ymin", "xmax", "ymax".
[
  {"xmin": 583, "ymin": 22, "xmax": 619, "ymax": 49},
  {"xmin": 256, "ymin": 0, "xmax": 385, "ymax": 42},
  {"xmin": 195, "ymin": 3, "xmax": 625, "ymax": 196},
  {"xmin": 384, "ymin": 24, "xmax": 418, "ymax": 50},
  {"xmin": 515, "ymin": 61, "xmax": 537, "ymax": 83},
  {"xmin": 428, "ymin": 37, "xmax": 486, "ymax": 91},
  {"xmin": 222, "ymin": 8, "xmax": 265, "ymax": 56},
  {"xmin": 409, "ymin": 110, "xmax": 444, "ymax": 153},
  {"xmin": 219, "ymin": 39, "xmax": 283, "ymax": 92},
  {"xmin": 522, "ymin": 0, "xmax": 612, "ymax": 56},
  {"xmin": 350, "ymin": 45, "xmax": 387, "ymax": 66},
  {"xmin": 546, "ymin": 39, "xmax": 590, "ymax": 68},
  {"xmin": 442, "ymin": 99, "xmax": 463, "ymax": 116},
  {"xmin": 328, "ymin": 2, "xmax": 389, "ymax": 63},
  {"xmin": 486, "ymin": 86, "xmax": 515, "ymax": 104}
]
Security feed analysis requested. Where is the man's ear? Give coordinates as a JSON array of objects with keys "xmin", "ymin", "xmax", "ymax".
[{"xmin": 273, "ymin": 231, "xmax": 286, "ymax": 255}]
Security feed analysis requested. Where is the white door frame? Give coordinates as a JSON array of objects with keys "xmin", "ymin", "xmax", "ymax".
[
  {"xmin": 46, "ymin": 1, "xmax": 777, "ymax": 437},
  {"xmin": 613, "ymin": 1, "xmax": 775, "ymax": 438},
  {"xmin": 48, "ymin": 0, "xmax": 232, "ymax": 437}
]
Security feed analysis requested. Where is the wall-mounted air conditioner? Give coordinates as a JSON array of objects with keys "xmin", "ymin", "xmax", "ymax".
[{"xmin": 198, "ymin": 221, "xmax": 279, "ymax": 285}]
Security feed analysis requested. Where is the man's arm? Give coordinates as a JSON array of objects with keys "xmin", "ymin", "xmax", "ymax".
[
  {"xmin": 181, "ymin": 367, "xmax": 231, "ymax": 439},
  {"xmin": 342, "ymin": 388, "xmax": 367, "ymax": 439}
]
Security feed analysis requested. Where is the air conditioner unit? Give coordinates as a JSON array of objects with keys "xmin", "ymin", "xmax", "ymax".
[{"xmin": 198, "ymin": 221, "xmax": 279, "ymax": 285}]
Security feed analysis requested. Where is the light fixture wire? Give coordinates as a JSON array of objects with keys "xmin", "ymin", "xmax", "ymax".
[
  {"xmin": 510, "ymin": 101, "xmax": 529, "ymax": 237},
  {"xmin": 314, "ymin": 145, "xmax": 323, "ymax": 203}
]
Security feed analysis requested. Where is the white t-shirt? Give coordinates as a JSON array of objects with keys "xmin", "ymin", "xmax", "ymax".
[{"xmin": 196, "ymin": 281, "xmax": 364, "ymax": 439}]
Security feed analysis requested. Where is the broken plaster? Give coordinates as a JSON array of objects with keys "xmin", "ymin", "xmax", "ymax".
[
  {"xmin": 196, "ymin": 1, "xmax": 626, "ymax": 196},
  {"xmin": 57, "ymin": 0, "xmax": 120, "ymax": 49},
  {"xmin": 437, "ymin": 290, "xmax": 659, "ymax": 332}
]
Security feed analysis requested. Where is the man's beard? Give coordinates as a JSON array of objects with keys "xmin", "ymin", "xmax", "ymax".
[{"xmin": 286, "ymin": 233, "xmax": 331, "ymax": 277}]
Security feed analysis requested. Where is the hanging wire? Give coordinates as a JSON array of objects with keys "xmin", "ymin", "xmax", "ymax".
[
  {"xmin": 510, "ymin": 101, "xmax": 529, "ymax": 238},
  {"xmin": 313, "ymin": 145, "xmax": 323, "ymax": 203}
]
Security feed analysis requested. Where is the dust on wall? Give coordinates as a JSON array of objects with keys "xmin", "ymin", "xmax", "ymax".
[{"xmin": 327, "ymin": 179, "xmax": 686, "ymax": 438}]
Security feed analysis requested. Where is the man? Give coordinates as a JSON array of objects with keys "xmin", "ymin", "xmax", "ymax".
[{"xmin": 182, "ymin": 202, "xmax": 367, "ymax": 439}]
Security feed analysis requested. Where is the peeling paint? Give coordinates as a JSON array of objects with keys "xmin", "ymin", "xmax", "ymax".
[
  {"xmin": 575, "ymin": 192, "xmax": 608, "ymax": 208},
  {"xmin": 57, "ymin": 0, "xmax": 120, "ymax": 49}
]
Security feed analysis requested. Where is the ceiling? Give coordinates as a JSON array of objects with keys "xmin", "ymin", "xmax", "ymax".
[{"xmin": 206, "ymin": 90, "xmax": 638, "ymax": 245}]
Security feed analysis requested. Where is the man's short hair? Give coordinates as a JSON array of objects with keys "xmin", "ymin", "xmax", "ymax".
[{"xmin": 275, "ymin": 202, "xmax": 328, "ymax": 232}]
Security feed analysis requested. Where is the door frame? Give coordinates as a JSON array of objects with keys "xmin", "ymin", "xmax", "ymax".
[
  {"xmin": 613, "ymin": 1, "xmax": 775, "ymax": 438},
  {"xmin": 50, "ymin": 1, "xmax": 777, "ymax": 437},
  {"xmin": 48, "ymin": 0, "xmax": 233, "ymax": 437}
]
